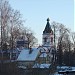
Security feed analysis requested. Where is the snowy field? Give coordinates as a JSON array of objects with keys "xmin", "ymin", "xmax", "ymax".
[{"xmin": 53, "ymin": 66, "xmax": 75, "ymax": 75}]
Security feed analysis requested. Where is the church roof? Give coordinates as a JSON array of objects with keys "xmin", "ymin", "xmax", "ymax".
[
  {"xmin": 43, "ymin": 18, "xmax": 53, "ymax": 34},
  {"xmin": 17, "ymin": 48, "xmax": 40, "ymax": 61}
]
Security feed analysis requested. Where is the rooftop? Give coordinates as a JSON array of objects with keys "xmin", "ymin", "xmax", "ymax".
[
  {"xmin": 43, "ymin": 18, "xmax": 53, "ymax": 34},
  {"xmin": 17, "ymin": 48, "xmax": 40, "ymax": 61}
]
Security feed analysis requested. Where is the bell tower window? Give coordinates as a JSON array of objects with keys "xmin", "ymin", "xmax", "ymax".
[
  {"xmin": 44, "ymin": 37, "xmax": 47, "ymax": 42},
  {"xmin": 51, "ymin": 37, "xmax": 53, "ymax": 42}
]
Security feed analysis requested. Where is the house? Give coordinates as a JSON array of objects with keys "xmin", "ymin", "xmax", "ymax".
[
  {"xmin": 17, "ymin": 48, "xmax": 40, "ymax": 68},
  {"xmin": 17, "ymin": 47, "xmax": 53, "ymax": 68}
]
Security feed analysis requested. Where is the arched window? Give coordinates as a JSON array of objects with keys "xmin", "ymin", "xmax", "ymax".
[{"xmin": 44, "ymin": 37, "xmax": 47, "ymax": 42}]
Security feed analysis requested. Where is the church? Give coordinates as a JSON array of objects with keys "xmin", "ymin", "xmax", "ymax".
[
  {"xmin": 37, "ymin": 18, "xmax": 55, "ymax": 64},
  {"xmin": 17, "ymin": 18, "xmax": 55, "ymax": 68}
]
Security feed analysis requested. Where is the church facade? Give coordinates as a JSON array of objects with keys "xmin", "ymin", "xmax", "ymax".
[{"xmin": 37, "ymin": 18, "xmax": 55, "ymax": 64}]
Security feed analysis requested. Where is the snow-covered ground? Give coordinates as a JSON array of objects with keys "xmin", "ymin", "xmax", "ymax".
[
  {"xmin": 54, "ymin": 66, "xmax": 75, "ymax": 75},
  {"xmin": 18, "ymin": 66, "xmax": 26, "ymax": 69},
  {"xmin": 57, "ymin": 66, "xmax": 75, "ymax": 71},
  {"xmin": 33, "ymin": 63, "xmax": 51, "ymax": 68}
]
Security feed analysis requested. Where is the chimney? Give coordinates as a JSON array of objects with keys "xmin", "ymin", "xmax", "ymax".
[{"xmin": 29, "ymin": 46, "xmax": 32, "ymax": 54}]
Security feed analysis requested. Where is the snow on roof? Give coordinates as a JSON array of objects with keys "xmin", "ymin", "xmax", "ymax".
[
  {"xmin": 33, "ymin": 63, "xmax": 51, "ymax": 68},
  {"xmin": 17, "ymin": 48, "xmax": 39, "ymax": 61},
  {"xmin": 39, "ymin": 53, "xmax": 47, "ymax": 57},
  {"xmin": 38, "ymin": 46, "xmax": 49, "ymax": 53}
]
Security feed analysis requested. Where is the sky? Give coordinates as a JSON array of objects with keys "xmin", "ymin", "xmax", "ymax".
[
  {"xmin": 74, "ymin": 0, "xmax": 75, "ymax": 32},
  {"xmin": 9, "ymin": 0, "xmax": 74, "ymax": 45}
]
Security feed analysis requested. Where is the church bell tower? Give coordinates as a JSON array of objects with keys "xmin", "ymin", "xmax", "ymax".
[{"xmin": 42, "ymin": 18, "xmax": 53, "ymax": 47}]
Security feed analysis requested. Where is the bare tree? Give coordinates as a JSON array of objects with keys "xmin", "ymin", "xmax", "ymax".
[
  {"xmin": 71, "ymin": 32, "xmax": 75, "ymax": 49},
  {"xmin": 20, "ymin": 28, "xmax": 38, "ymax": 48},
  {"xmin": 51, "ymin": 22, "xmax": 70, "ymax": 50},
  {"xmin": 0, "ymin": 0, "xmax": 38, "ymax": 50},
  {"xmin": 9, "ymin": 10, "xmax": 24, "ymax": 49},
  {"xmin": 52, "ymin": 22, "xmax": 70, "ymax": 65},
  {"xmin": 0, "ymin": 0, "xmax": 11, "ymax": 49}
]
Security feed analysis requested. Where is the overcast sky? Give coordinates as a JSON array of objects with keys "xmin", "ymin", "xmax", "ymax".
[{"xmin": 9, "ymin": 0, "xmax": 74, "ymax": 45}]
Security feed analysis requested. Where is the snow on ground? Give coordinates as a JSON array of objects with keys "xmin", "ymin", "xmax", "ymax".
[
  {"xmin": 54, "ymin": 72, "xmax": 63, "ymax": 75},
  {"xmin": 57, "ymin": 66, "xmax": 75, "ymax": 71},
  {"xmin": 18, "ymin": 66, "xmax": 26, "ymax": 69},
  {"xmin": 40, "ymin": 64, "xmax": 51, "ymax": 68},
  {"xmin": 33, "ymin": 63, "xmax": 51, "ymax": 68},
  {"xmin": 57, "ymin": 66, "xmax": 69, "ymax": 70},
  {"xmin": 56, "ymin": 66, "xmax": 75, "ymax": 75}
]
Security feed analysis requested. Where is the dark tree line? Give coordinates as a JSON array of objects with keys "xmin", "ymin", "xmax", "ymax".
[{"xmin": 52, "ymin": 22, "xmax": 75, "ymax": 66}]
